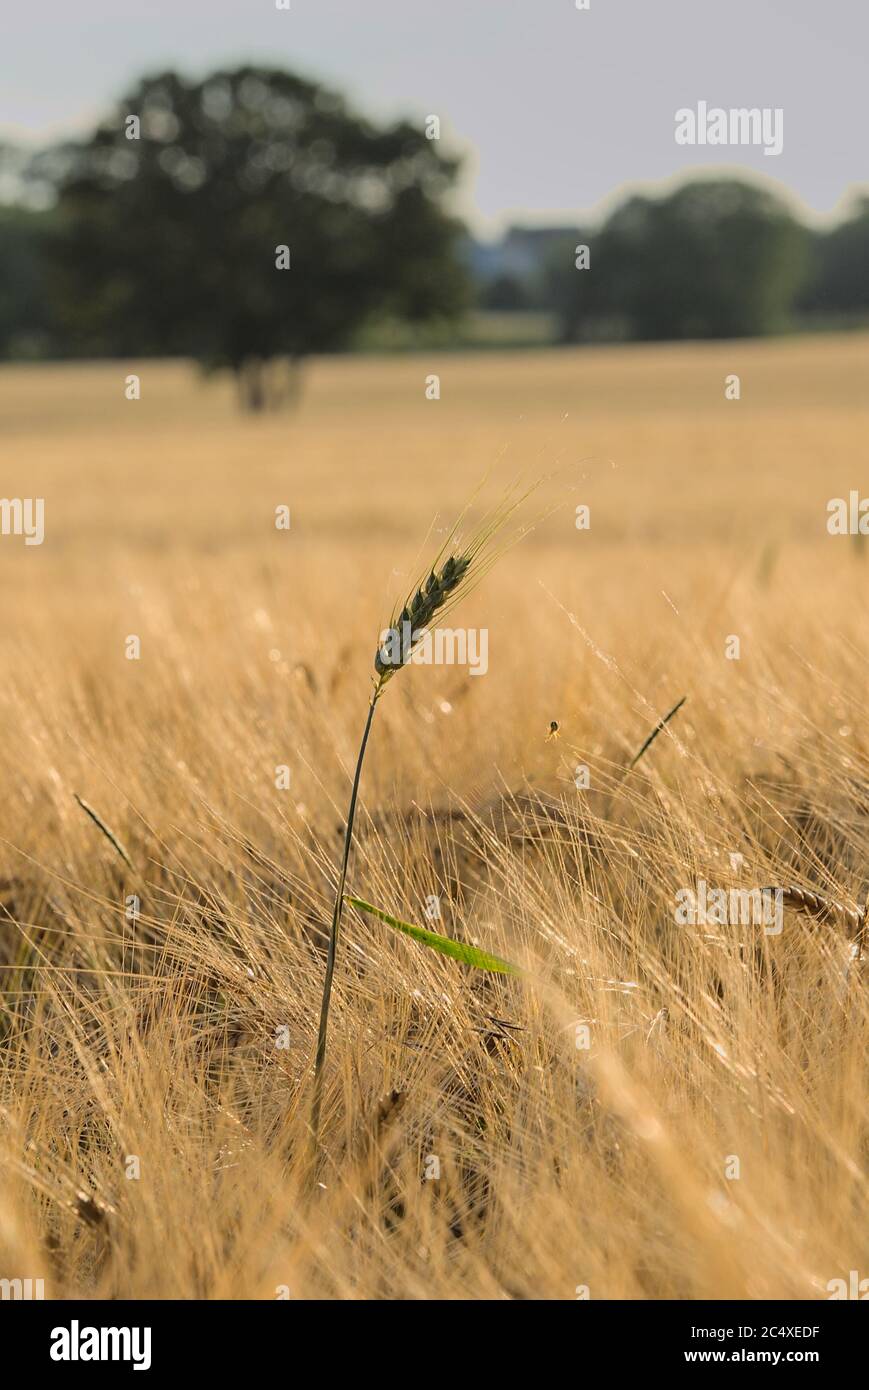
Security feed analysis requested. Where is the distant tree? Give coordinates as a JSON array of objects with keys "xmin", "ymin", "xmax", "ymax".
[
  {"xmin": 480, "ymin": 273, "xmax": 528, "ymax": 312},
  {"xmin": 549, "ymin": 180, "xmax": 808, "ymax": 343},
  {"xmin": 797, "ymin": 195, "xmax": 869, "ymax": 320},
  {"xmin": 0, "ymin": 205, "xmax": 61, "ymax": 358},
  {"xmin": 39, "ymin": 68, "xmax": 469, "ymax": 407},
  {"xmin": 544, "ymin": 229, "xmax": 616, "ymax": 342}
]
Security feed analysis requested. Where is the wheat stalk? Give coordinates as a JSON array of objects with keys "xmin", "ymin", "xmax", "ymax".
[
  {"xmin": 625, "ymin": 695, "xmax": 687, "ymax": 771},
  {"xmin": 73, "ymin": 792, "xmax": 134, "ymax": 870},
  {"xmin": 310, "ymin": 481, "xmax": 541, "ymax": 1145}
]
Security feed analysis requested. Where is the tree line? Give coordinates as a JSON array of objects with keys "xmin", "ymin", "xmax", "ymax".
[
  {"xmin": 1, "ymin": 65, "xmax": 867, "ymax": 406},
  {"xmin": 537, "ymin": 183, "xmax": 869, "ymax": 343}
]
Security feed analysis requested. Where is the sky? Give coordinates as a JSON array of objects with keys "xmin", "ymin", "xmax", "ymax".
[{"xmin": 4, "ymin": 0, "xmax": 868, "ymax": 235}]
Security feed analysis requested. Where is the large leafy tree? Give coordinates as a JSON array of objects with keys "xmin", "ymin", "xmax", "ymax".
[
  {"xmin": 797, "ymin": 195, "xmax": 869, "ymax": 320},
  {"xmin": 42, "ymin": 68, "xmax": 468, "ymax": 407},
  {"xmin": 0, "ymin": 204, "xmax": 61, "ymax": 359},
  {"xmin": 548, "ymin": 179, "xmax": 808, "ymax": 343}
]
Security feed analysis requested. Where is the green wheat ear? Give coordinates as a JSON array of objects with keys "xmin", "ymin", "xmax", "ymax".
[
  {"xmin": 374, "ymin": 554, "xmax": 471, "ymax": 677},
  {"xmin": 310, "ymin": 477, "xmax": 545, "ymax": 1149}
]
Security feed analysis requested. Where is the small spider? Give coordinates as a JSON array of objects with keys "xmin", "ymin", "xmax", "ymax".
[{"xmin": 545, "ymin": 720, "xmax": 560, "ymax": 742}]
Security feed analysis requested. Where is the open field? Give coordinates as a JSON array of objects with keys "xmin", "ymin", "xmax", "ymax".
[{"xmin": 0, "ymin": 336, "xmax": 867, "ymax": 1299}]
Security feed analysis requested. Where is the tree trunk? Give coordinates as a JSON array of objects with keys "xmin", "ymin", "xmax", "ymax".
[
  {"xmin": 236, "ymin": 358, "xmax": 266, "ymax": 412},
  {"xmin": 236, "ymin": 356, "xmax": 304, "ymax": 412},
  {"xmin": 264, "ymin": 356, "xmax": 304, "ymax": 410}
]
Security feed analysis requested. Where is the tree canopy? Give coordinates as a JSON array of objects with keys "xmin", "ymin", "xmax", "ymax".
[
  {"xmin": 547, "ymin": 180, "xmax": 810, "ymax": 343},
  {"xmin": 40, "ymin": 67, "xmax": 469, "ymax": 406},
  {"xmin": 796, "ymin": 195, "xmax": 869, "ymax": 320}
]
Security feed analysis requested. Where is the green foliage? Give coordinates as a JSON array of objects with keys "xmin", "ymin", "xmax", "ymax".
[
  {"xmin": 797, "ymin": 195, "xmax": 869, "ymax": 318},
  {"xmin": 41, "ymin": 67, "xmax": 469, "ymax": 404},
  {"xmin": 345, "ymin": 895, "xmax": 518, "ymax": 974},
  {"xmin": 548, "ymin": 180, "xmax": 810, "ymax": 343},
  {"xmin": 0, "ymin": 205, "xmax": 62, "ymax": 359}
]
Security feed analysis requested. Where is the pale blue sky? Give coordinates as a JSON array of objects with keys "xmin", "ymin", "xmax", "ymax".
[{"xmin": 4, "ymin": 0, "xmax": 867, "ymax": 232}]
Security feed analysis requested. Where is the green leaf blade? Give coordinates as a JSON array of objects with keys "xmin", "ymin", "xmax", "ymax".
[{"xmin": 345, "ymin": 895, "xmax": 518, "ymax": 975}]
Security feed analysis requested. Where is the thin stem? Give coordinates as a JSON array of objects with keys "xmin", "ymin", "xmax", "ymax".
[{"xmin": 310, "ymin": 687, "xmax": 381, "ymax": 1143}]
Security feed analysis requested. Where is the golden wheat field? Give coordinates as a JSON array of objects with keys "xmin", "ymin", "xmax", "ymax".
[{"xmin": 0, "ymin": 335, "xmax": 867, "ymax": 1300}]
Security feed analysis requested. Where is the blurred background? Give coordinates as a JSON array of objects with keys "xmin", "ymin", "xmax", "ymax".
[{"xmin": 2, "ymin": 0, "xmax": 868, "ymax": 400}]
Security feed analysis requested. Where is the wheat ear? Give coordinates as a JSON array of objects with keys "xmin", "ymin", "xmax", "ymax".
[
  {"xmin": 310, "ymin": 482, "xmax": 542, "ymax": 1147},
  {"xmin": 766, "ymin": 884, "xmax": 866, "ymax": 941}
]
